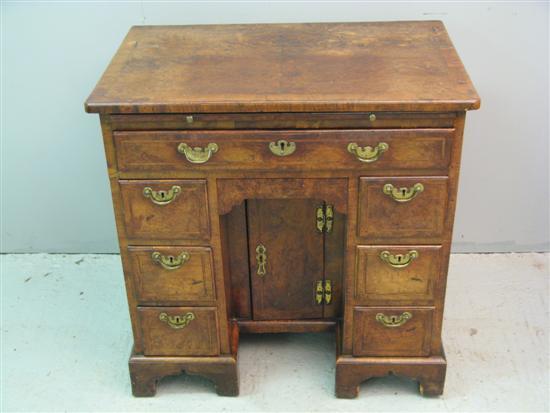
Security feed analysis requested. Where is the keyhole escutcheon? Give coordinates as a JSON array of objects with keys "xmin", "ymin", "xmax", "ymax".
[
  {"xmin": 269, "ymin": 140, "xmax": 296, "ymax": 156},
  {"xmin": 256, "ymin": 244, "xmax": 267, "ymax": 276}
]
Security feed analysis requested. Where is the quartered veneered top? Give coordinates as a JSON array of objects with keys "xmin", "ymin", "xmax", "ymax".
[{"xmin": 85, "ymin": 21, "xmax": 480, "ymax": 114}]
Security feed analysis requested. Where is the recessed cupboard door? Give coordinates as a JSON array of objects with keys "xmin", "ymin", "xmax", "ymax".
[{"xmin": 247, "ymin": 199, "xmax": 324, "ymax": 320}]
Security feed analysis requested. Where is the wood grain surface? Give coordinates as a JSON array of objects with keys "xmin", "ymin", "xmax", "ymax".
[{"xmin": 85, "ymin": 22, "xmax": 479, "ymax": 114}]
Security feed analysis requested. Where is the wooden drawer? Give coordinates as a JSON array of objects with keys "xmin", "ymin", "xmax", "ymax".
[
  {"xmin": 358, "ymin": 177, "xmax": 448, "ymax": 242},
  {"xmin": 114, "ymin": 129, "xmax": 452, "ymax": 174},
  {"xmin": 128, "ymin": 246, "xmax": 216, "ymax": 305},
  {"xmin": 353, "ymin": 307, "xmax": 433, "ymax": 357},
  {"xmin": 138, "ymin": 307, "xmax": 219, "ymax": 356},
  {"xmin": 355, "ymin": 246, "xmax": 443, "ymax": 305},
  {"xmin": 119, "ymin": 180, "xmax": 210, "ymax": 241}
]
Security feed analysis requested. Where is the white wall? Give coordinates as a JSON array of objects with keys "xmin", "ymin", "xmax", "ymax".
[{"xmin": 1, "ymin": 1, "xmax": 549, "ymax": 253}]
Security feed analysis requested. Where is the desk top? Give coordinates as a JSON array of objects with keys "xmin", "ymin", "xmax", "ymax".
[{"xmin": 85, "ymin": 21, "xmax": 480, "ymax": 114}]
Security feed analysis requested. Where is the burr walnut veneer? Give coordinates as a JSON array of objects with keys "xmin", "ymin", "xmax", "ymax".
[{"xmin": 86, "ymin": 21, "xmax": 479, "ymax": 398}]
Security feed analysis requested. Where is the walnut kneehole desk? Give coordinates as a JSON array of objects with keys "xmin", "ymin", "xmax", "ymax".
[{"xmin": 85, "ymin": 21, "xmax": 480, "ymax": 398}]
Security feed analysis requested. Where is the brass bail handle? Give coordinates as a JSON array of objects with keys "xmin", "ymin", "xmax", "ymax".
[
  {"xmin": 143, "ymin": 185, "xmax": 181, "ymax": 206},
  {"xmin": 379, "ymin": 250, "xmax": 419, "ymax": 269},
  {"xmin": 159, "ymin": 312, "xmax": 195, "ymax": 329},
  {"xmin": 347, "ymin": 142, "xmax": 389, "ymax": 163},
  {"xmin": 177, "ymin": 142, "xmax": 218, "ymax": 164},
  {"xmin": 383, "ymin": 183, "xmax": 424, "ymax": 202},
  {"xmin": 376, "ymin": 312, "xmax": 412, "ymax": 328},
  {"xmin": 151, "ymin": 251, "xmax": 190, "ymax": 270}
]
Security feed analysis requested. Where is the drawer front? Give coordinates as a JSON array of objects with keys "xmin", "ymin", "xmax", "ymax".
[
  {"xmin": 138, "ymin": 307, "xmax": 219, "ymax": 356},
  {"xmin": 353, "ymin": 307, "xmax": 433, "ymax": 356},
  {"xmin": 114, "ymin": 129, "xmax": 452, "ymax": 174},
  {"xmin": 128, "ymin": 246, "xmax": 215, "ymax": 304},
  {"xmin": 358, "ymin": 177, "xmax": 448, "ymax": 241},
  {"xmin": 355, "ymin": 246, "xmax": 443, "ymax": 305},
  {"xmin": 119, "ymin": 180, "xmax": 210, "ymax": 241}
]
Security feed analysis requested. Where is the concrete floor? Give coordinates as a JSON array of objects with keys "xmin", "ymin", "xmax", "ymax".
[{"xmin": 1, "ymin": 253, "xmax": 548, "ymax": 412}]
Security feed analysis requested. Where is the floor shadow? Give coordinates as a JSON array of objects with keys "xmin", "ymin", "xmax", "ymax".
[
  {"xmin": 156, "ymin": 372, "xmax": 217, "ymax": 396},
  {"xmin": 358, "ymin": 374, "xmax": 420, "ymax": 396}
]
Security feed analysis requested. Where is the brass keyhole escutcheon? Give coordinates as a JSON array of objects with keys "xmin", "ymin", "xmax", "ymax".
[
  {"xmin": 256, "ymin": 244, "xmax": 267, "ymax": 277},
  {"xmin": 269, "ymin": 140, "xmax": 296, "ymax": 156}
]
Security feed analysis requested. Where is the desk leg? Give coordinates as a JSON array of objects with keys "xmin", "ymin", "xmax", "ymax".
[
  {"xmin": 129, "ymin": 323, "xmax": 240, "ymax": 397},
  {"xmin": 335, "ymin": 349, "xmax": 446, "ymax": 398},
  {"xmin": 129, "ymin": 352, "xmax": 239, "ymax": 397}
]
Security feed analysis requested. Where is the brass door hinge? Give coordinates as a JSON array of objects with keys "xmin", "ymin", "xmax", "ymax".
[
  {"xmin": 316, "ymin": 204, "xmax": 334, "ymax": 233},
  {"xmin": 315, "ymin": 280, "xmax": 332, "ymax": 305},
  {"xmin": 315, "ymin": 280, "xmax": 324, "ymax": 305}
]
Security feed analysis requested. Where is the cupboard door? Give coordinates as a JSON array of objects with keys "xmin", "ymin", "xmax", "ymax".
[
  {"xmin": 323, "ymin": 209, "xmax": 345, "ymax": 318},
  {"xmin": 247, "ymin": 199, "xmax": 324, "ymax": 320}
]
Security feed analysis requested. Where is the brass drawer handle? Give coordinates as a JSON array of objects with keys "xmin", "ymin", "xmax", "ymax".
[
  {"xmin": 256, "ymin": 244, "xmax": 267, "ymax": 276},
  {"xmin": 379, "ymin": 250, "xmax": 418, "ymax": 269},
  {"xmin": 143, "ymin": 185, "xmax": 181, "ymax": 205},
  {"xmin": 151, "ymin": 251, "xmax": 190, "ymax": 270},
  {"xmin": 269, "ymin": 140, "xmax": 296, "ymax": 156},
  {"xmin": 177, "ymin": 142, "xmax": 218, "ymax": 164},
  {"xmin": 376, "ymin": 312, "xmax": 412, "ymax": 328},
  {"xmin": 159, "ymin": 312, "xmax": 195, "ymax": 329},
  {"xmin": 347, "ymin": 142, "xmax": 388, "ymax": 163},
  {"xmin": 383, "ymin": 183, "xmax": 424, "ymax": 202}
]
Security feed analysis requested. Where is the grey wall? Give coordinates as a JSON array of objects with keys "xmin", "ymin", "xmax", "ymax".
[{"xmin": 1, "ymin": 1, "xmax": 549, "ymax": 253}]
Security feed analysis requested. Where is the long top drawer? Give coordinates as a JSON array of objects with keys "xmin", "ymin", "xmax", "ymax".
[{"xmin": 114, "ymin": 129, "xmax": 453, "ymax": 175}]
